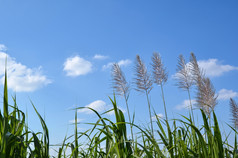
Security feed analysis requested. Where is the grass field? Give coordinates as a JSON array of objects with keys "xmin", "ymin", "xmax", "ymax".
[{"xmin": 0, "ymin": 53, "xmax": 238, "ymax": 158}]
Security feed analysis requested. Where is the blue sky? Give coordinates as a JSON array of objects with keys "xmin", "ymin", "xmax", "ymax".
[{"xmin": 0, "ymin": 0, "xmax": 238, "ymax": 151}]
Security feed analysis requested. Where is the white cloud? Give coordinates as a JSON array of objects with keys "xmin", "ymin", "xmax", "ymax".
[
  {"xmin": 198, "ymin": 59, "xmax": 238, "ymax": 77},
  {"xmin": 118, "ymin": 59, "xmax": 132, "ymax": 67},
  {"xmin": 0, "ymin": 49, "xmax": 51, "ymax": 92},
  {"xmin": 69, "ymin": 118, "xmax": 84, "ymax": 124},
  {"xmin": 102, "ymin": 63, "xmax": 113, "ymax": 70},
  {"xmin": 77, "ymin": 100, "xmax": 126, "ymax": 116},
  {"xmin": 93, "ymin": 54, "xmax": 108, "ymax": 60},
  {"xmin": 152, "ymin": 113, "xmax": 164, "ymax": 121},
  {"xmin": 0, "ymin": 44, "xmax": 7, "ymax": 51},
  {"xmin": 217, "ymin": 89, "xmax": 238, "ymax": 100},
  {"xmin": 102, "ymin": 59, "xmax": 132, "ymax": 70},
  {"xmin": 63, "ymin": 55, "xmax": 92, "ymax": 77},
  {"xmin": 175, "ymin": 99, "xmax": 196, "ymax": 110},
  {"xmin": 78, "ymin": 100, "xmax": 108, "ymax": 114}
]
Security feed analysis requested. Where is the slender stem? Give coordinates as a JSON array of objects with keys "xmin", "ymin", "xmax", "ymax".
[
  {"xmin": 124, "ymin": 94, "xmax": 134, "ymax": 142},
  {"xmin": 146, "ymin": 90, "xmax": 157, "ymax": 157},
  {"xmin": 187, "ymin": 88, "xmax": 194, "ymax": 123},
  {"xmin": 146, "ymin": 90, "xmax": 154, "ymax": 136},
  {"xmin": 160, "ymin": 84, "xmax": 168, "ymax": 121},
  {"xmin": 187, "ymin": 88, "xmax": 196, "ymax": 151},
  {"xmin": 75, "ymin": 109, "xmax": 78, "ymax": 156}
]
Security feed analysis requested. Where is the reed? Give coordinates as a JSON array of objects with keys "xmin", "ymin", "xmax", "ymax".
[
  {"xmin": 190, "ymin": 53, "xmax": 218, "ymax": 118},
  {"xmin": 134, "ymin": 55, "xmax": 154, "ymax": 136},
  {"xmin": 230, "ymin": 98, "xmax": 238, "ymax": 129},
  {"xmin": 175, "ymin": 54, "xmax": 195, "ymax": 120},
  {"xmin": 151, "ymin": 52, "xmax": 168, "ymax": 121},
  {"xmin": 111, "ymin": 63, "xmax": 134, "ymax": 142}
]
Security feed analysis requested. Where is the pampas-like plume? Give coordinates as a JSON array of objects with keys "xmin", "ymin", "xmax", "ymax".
[
  {"xmin": 196, "ymin": 77, "xmax": 218, "ymax": 116},
  {"xmin": 190, "ymin": 53, "xmax": 204, "ymax": 84},
  {"xmin": 176, "ymin": 54, "xmax": 195, "ymax": 121},
  {"xmin": 176, "ymin": 54, "xmax": 194, "ymax": 90},
  {"xmin": 151, "ymin": 52, "xmax": 168, "ymax": 121},
  {"xmin": 134, "ymin": 55, "xmax": 154, "ymax": 135},
  {"xmin": 230, "ymin": 98, "xmax": 238, "ymax": 129},
  {"xmin": 111, "ymin": 63, "xmax": 134, "ymax": 141},
  {"xmin": 151, "ymin": 53, "xmax": 168, "ymax": 85},
  {"xmin": 190, "ymin": 53, "xmax": 218, "ymax": 117},
  {"xmin": 134, "ymin": 55, "xmax": 153, "ymax": 94},
  {"xmin": 112, "ymin": 63, "xmax": 129, "ymax": 97}
]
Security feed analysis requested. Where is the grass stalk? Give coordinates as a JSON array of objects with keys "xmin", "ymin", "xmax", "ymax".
[
  {"xmin": 187, "ymin": 88, "xmax": 194, "ymax": 123},
  {"xmin": 124, "ymin": 94, "xmax": 134, "ymax": 142},
  {"xmin": 145, "ymin": 90, "xmax": 154, "ymax": 137},
  {"xmin": 160, "ymin": 84, "xmax": 168, "ymax": 122}
]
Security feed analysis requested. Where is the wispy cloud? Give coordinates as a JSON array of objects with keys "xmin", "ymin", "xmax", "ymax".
[
  {"xmin": 0, "ymin": 44, "xmax": 7, "ymax": 51},
  {"xmin": 93, "ymin": 54, "xmax": 108, "ymax": 60},
  {"xmin": 118, "ymin": 59, "xmax": 132, "ymax": 66},
  {"xmin": 217, "ymin": 89, "xmax": 238, "ymax": 100},
  {"xmin": 77, "ymin": 100, "xmax": 126, "ymax": 116},
  {"xmin": 78, "ymin": 100, "xmax": 108, "ymax": 114},
  {"xmin": 198, "ymin": 59, "xmax": 238, "ymax": 77},
  {"xmin": 63, "ymin": 55, "xmax": 92, "ymax": 77},
  {"xmin": 0, "ymin": 46, "xmax": 51, "ymax": 92},
  {"xmin": 175, "ymin": 99, "xmax": 196, "ymax": 110},
  {"xmin": 152, "ymin": 113, "xmax": 164, "ymax": 121},
  {"xmin": 102, "ymin": 63, "xmax": 113, "ymax": 70},
  {"xmin": 69, "ymin": 118, "xmax": 84, "ymax": 124},
  {"xmin": 102, "ymin": 59, "xmax": 132, "ymax": 70}
]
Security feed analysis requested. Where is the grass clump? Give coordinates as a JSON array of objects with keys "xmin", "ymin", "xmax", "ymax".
[{"xmin": 0, "ymin": 69, "xmax": 49, "ymax": 158}]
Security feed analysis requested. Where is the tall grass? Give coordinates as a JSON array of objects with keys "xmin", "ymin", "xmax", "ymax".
[
  {"xmin": 0, "ymin": 68, "xmax": 49, "ymax": 158},
  {"xmin": 134, "ymin": 55, "xmax": 154, "ymax": 137},
  {"xmin": 151, "ymin": 52, "xmax": 168, "ymax": 122},
  {"xmin": 0, "ymin": 53, "xmax": 238, "ymax": 157},
  {"xmin": 175, "ymin": 54, "xmax": 194, "ymax": 121}
]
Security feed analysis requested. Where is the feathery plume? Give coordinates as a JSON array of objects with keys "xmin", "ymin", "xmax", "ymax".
[
  {"xmin": 190, "ymin": 53, "xmax": 218, "ymax": 117},
  {"xmin": 151, "ymin": 52, "xmax": 168, "ymax": 121},
  {"xmin": 230, "ymin": 98, "xmax": 238, "ymax": 129},
  {"xmin": 134, "ymin": 55, "xmax": 153, "ymax": 94},
  {"xmin": 175, "ymin": 54, "xmax": 194, "ymax": 90},
  {"xmin": 134, "ymin": 55, "xmax": 154, "ymax": 135},
  {"xmin": 151, "ymin": 53, "xmax": 168, "ymax": 85},
  {"xmin": 111, "ymin": 63, "xmax": 134, "ymax": 141},
  {"xmin": 111, "ymin": 63, "xmax": 129, "ymax": 97},
  {"xmin": 196, "ymin": 77, "xmax": 218, "ymax": 116},
  {"xmin": 190, "ymin": 52, "xmax": 204, "ymax": 85},
  {"xmin": 176, "ymin": 54, "xmax": 195, "ymax": 121}
]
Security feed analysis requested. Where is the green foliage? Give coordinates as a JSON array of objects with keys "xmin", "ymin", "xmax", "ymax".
[
  {"xmin": 0, "ymin": 69, "xmax": 49, "ymax": 158},
  {"xmin": 53, "ymin": 98, "xmax": 237, "ymax": 158}
]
